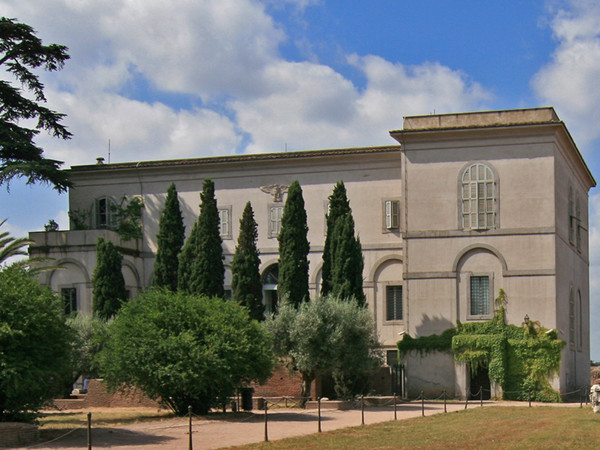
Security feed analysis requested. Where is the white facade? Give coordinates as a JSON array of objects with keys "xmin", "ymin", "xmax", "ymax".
[{"xmin": 29, "ymin": 107, "xmax": 595, "ymax": 398}]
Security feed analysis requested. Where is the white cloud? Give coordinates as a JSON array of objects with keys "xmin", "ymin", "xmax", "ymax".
[
  {"xmin": 2, "ymin": 1, "xmax": 491, "ymax": 164},
  {"xmin": 39, "ymin": 90, "xmax": 241, "ymax": 166},
  {"xmin": 532, "ymin": 0, "xmax": 600, "ymax": 152}
]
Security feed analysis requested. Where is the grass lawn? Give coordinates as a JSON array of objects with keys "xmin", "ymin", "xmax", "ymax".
[
  {"xmin": 38, "ymin": 408, "xmax": 174, "ymax": 430},
  {"xmin": 233, "ymin": 406, "xmax": 600, "ymax": 449}
]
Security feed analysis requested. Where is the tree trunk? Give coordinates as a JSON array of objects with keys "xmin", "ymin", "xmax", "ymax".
[{"xmin": 301, "ymin": 372, "xmax": 314, "ymax": 407}]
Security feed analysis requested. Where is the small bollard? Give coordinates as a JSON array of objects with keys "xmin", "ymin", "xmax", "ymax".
[
  {"xmin": 264, "ymin": 404, "xmax": 269, "ymax": 442},
  {"xmin": 421, "ymin": 391, "xmax": 425, "ymax": 417},
  {"xmin": 318, "ymin": 397, "xmax": 322, "ymax": 432},
  {"xmin": 87, "ymin": 412, "xmax": 92, "ymax": 450},
  {"xmin": 393, "ymin": 394, "xmax": 397, "ymax": 421},
  {"xmin": 528, "ymin": 389, "xmax": 532, "ymax": 408},
  {"xmin": 188, "ymin": 405, "xmax": 193, "ymax": 450},
  {"xmin": 480, "ymin": 388, "xmax": 483, "ymax": 407},
  {"xmin": 465, "ymin": 393, "xmax": 469, "ymax": 410}
]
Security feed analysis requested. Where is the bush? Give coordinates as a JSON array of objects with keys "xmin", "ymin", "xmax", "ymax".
[
  {"xmin": 98, "ymin": 289, "xmax": 274, "ymax": 414},
  {"xmin": 0, "ymin": 266, "xmax": 73, "ymax": 422}
]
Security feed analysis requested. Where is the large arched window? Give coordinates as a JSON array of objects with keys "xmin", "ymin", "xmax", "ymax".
[{"xmin": 461, "ymin": 163, "xmax": 496, "ymax": 230}]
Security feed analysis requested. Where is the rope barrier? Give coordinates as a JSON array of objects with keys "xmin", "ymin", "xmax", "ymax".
[{"xmin": 21, "ymin": 426, "xmax": 85, "ymax": 449}]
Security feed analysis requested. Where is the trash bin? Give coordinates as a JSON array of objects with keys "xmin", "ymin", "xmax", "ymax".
[{"xmin": 241, "ymin": 387, "xmax": 254, "ymax": 411}]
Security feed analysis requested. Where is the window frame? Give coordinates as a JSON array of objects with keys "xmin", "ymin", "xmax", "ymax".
[
  {"xmin": 459, "ymin": 162, "xmax": 498, "ymax": 231},
  {"xmin": 94, "ymin": 197, "xmax": 117, "ymax": 230},
  {"xmin": 60, "ymin": 286, "xmax": 77, "ymax": 315},
  {"xmin": 385, "ymin": 284, "xmax": 403, "ymax": 322},
  {"xmin": 382, "ymin": 199, "xmax": 400, "ymax": 232},
  {"xmin": 218, "ymin": 206, "xmax": 232, "ymax": 240},
  {"xmin": 467, "ymin": 273, "xmax": 493, "ymax": 319},
  {"xmin": 268, "ymin": 204, "xmax": 284, "ymax": 238}
]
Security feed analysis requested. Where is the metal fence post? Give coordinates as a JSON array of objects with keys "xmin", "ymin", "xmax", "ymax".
[
  {"xmin": 528, "ymin": 388, "xmax": 532, "ymax": 408},
  {"xmin": 361, "ymin": 395, "xmax": 365, "ymax": 425},
  {"xmin": 394, "ymin": 395, "xmax": 397, "ymax": 420},
  {"xmin": 188, "ymin": 405, "xmax": 193, "ymax": 450},
  {"xmin": 264, "ymin": 404, "xmax": 269, "ymax": 442},
  {"xmin": 421, "ymin": 391, "xmax": 424, "ymax": 417},
  {"xmin": 480, "ymin": 387, "xmax": 483, "ymax": 407},
  {"xmin": 464, "ymin": 392, "xmax": 469, "ymax": 410},
  {"xmin": 318, "ymin": 397, "xmax": 322, "ymax": 433},
  {"xmin": 443, "ymin": 390, "xmax": 447, "ymax": 413},
  {"xmin": 87, "ymin": 412, "xmax": 92, "ymax": 450}
]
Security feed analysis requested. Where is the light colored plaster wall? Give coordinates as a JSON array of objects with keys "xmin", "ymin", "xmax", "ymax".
[
  {"xmin": 405, "ymin": 278, "xmax": 455, "ymax": 336},
  {"xmin": 403, "ymin": 351, "xmax": 456, "ymax": 398},
  {"xmin": 401, "ymin": 131, "xmax": 556, "ymax": 229},
  {"xmin": 554, "ymin": 145, "xmax": 591, "ymax": 391}
]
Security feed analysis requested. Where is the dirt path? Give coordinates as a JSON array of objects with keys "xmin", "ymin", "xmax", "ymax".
[{"xmin": 19, "ymin": 401, "xmax": 582, "ymax": 449}]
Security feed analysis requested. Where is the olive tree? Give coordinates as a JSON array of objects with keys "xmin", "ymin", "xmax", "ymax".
[{"xmin": 264, "ymin": 296, "xmax": 382, "ymax": 401}]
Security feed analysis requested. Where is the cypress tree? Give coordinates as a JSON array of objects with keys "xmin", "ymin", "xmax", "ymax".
[
  {"xmin": 189, "ymin": 179, "xmax": 224, "ymax": 297},
  {"xmin": 321, "ymin": 181, "xmax": 351, "ymax": 295},
  {"xmin": 92, "ymin": 237, "xmax": 126, "ymax": 319},
  {"xmin": 153, "ymin": 183, "xmax": 185, "ymax": 291},
  {"xmin": 331, "ymin": 213, "xmax": 365, "ymax": 306},
  {"xmin": 278, "ymin": 180, "xmax": 310, "ymax": 308},
  {"xmin": 177, "ymin": 220, "xmax": 199, "ymax": 293},
  {"xmin": 231, "ymin": 202, "xmax": 264, "ymax": 320}
]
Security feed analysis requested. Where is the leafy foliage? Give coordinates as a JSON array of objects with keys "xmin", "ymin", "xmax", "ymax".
[
  {"xmin": 153, "ymin": 184, "xmax": 185, "ymax": 291},
  {"xmin": 397, "ymin": 290, "xmax": 565, "ymax": 401},
  {"xmin": 330, "ymin": 213, "xmax": 365, "ymax": 305},
  {"xmin": 92, "ymin": 237, "xmax": 126, "ymax": 319},
  {"xmin": 0, "ymin": 218, "xmax": 33, "ymax": 265},
  {"xmin": 0, "ymin": 265, "xmax": 73, "ymax": 422},
  {"xmin": 59, "ymin": 315, "xmax": 110, "ymax": 397},
  {"xmin": 278, "ymin": 180, "xmax": 310, "ymax": 308},
  {"xmin": 321, "ymin": 182, "xmax": 351, "ymax": 296},
  {"xmin": 178, "ymin": 179, "xmax": 224, "ymax": 297},
  {"xmin": 265, "ymin": 296, "xmax": 382, "ymax": 401},
  {"xmin": 112, "ymin": 196, "xmax": 144, "ymax": 241},
  {"xmin": 231, "ymin": 202, "xmax": 264, "ymax": 320},
  {"xmin": 0, "ymin": 17, "xmax": 72, "ymax": 192},
  {"xmin": 98, "ymin": 289, "xmax": 274, "ymax": 415}
]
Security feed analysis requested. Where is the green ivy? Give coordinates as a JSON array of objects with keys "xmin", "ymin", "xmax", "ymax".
[
  {"xmin": 397, "ymin": 290, "xmax": 565, "ymax": 402},
  {"xmin": 112, "ymin": 196, "xmax": 144, "ymax": 241}
]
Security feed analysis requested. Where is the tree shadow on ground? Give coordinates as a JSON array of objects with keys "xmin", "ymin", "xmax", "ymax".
[{"xmin": 38, "ymin": 427, "xmax": 176, "ymax": 448}]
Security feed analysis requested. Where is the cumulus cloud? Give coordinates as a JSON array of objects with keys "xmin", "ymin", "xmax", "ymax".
[
  {"xmin": 1, "ymin": 0, "xmax": 492, "ymax": 165},
  {"xmin": 532, "ymin": 0, "xmax": 600, "ymax": 152}
]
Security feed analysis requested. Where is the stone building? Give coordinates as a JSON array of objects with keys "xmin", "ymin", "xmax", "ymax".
[{"xmin": 29, "ymin": 107, "xmax": 595, "ymax": 398}]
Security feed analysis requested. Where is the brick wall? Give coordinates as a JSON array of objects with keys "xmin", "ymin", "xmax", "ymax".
[
  {"xmin": 53, "ymin": 379, "xmax": 159, "ymax": 410},
  {"xmin": 251, "ymin": 363, "xmax": 316, "ymax": 399}
]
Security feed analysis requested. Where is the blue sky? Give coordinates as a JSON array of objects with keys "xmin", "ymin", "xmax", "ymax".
[{"xmin": 2, "ymin": 0, "xmax": 600, "ymax": 357}]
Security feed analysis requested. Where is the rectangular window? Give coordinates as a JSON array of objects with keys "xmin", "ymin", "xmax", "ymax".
[
  {"xmin": 61, "ymin": 287, "xmax": 77, "ymax": 315},
  {"xmin": 386, "ymin": 285, "xmax": 403, "ymax": 321},
  {"xmin": 218, "ymin": 207, "xmax": 231, "ymax": 239},
  {"xmin": 269, "ymin": 205, "xmax": 283, "ymax": 237},
  {"xmin": 384, "ymin": 200, "xmax": 400, "ymax": 230},
  {"xmin": 96, "ymin": 198, "xmax": 109, "ymax": 228},
  {"xmin": 470, "ymin": 276, "xmax": 489, "ymax": 316}
]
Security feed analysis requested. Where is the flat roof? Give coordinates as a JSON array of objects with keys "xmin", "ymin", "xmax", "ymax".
[
  {"xmin": 397, "ymin": 107, "xmax": 560, "ymax": 132},
  {"xmin": 70, "ymin": 145, "xmax": 401, "ymax": 172}
]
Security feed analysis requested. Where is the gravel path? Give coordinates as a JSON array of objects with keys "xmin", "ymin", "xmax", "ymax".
[{"xmin": 20, "ymin": 400, "xmax": 582, "ymax": 449}]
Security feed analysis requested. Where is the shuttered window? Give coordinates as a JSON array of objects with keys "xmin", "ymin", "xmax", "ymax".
[{"xmin": 461, "ymin": 163, "xmax": 496, "ymax": 230}]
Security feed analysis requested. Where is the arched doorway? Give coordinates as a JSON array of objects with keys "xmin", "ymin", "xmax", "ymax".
[{"xmin": 262, "ymin": 264, "xmax": 278, "ymax": 315}]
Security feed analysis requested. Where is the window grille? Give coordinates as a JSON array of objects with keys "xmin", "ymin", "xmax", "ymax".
[
  {"xmin": 386, "ymin": 285, "xmax": 403, "ymax": 321},
  {"xmin": 470, "ymin": 276, "xmax": 489, "ymax": 316}
]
